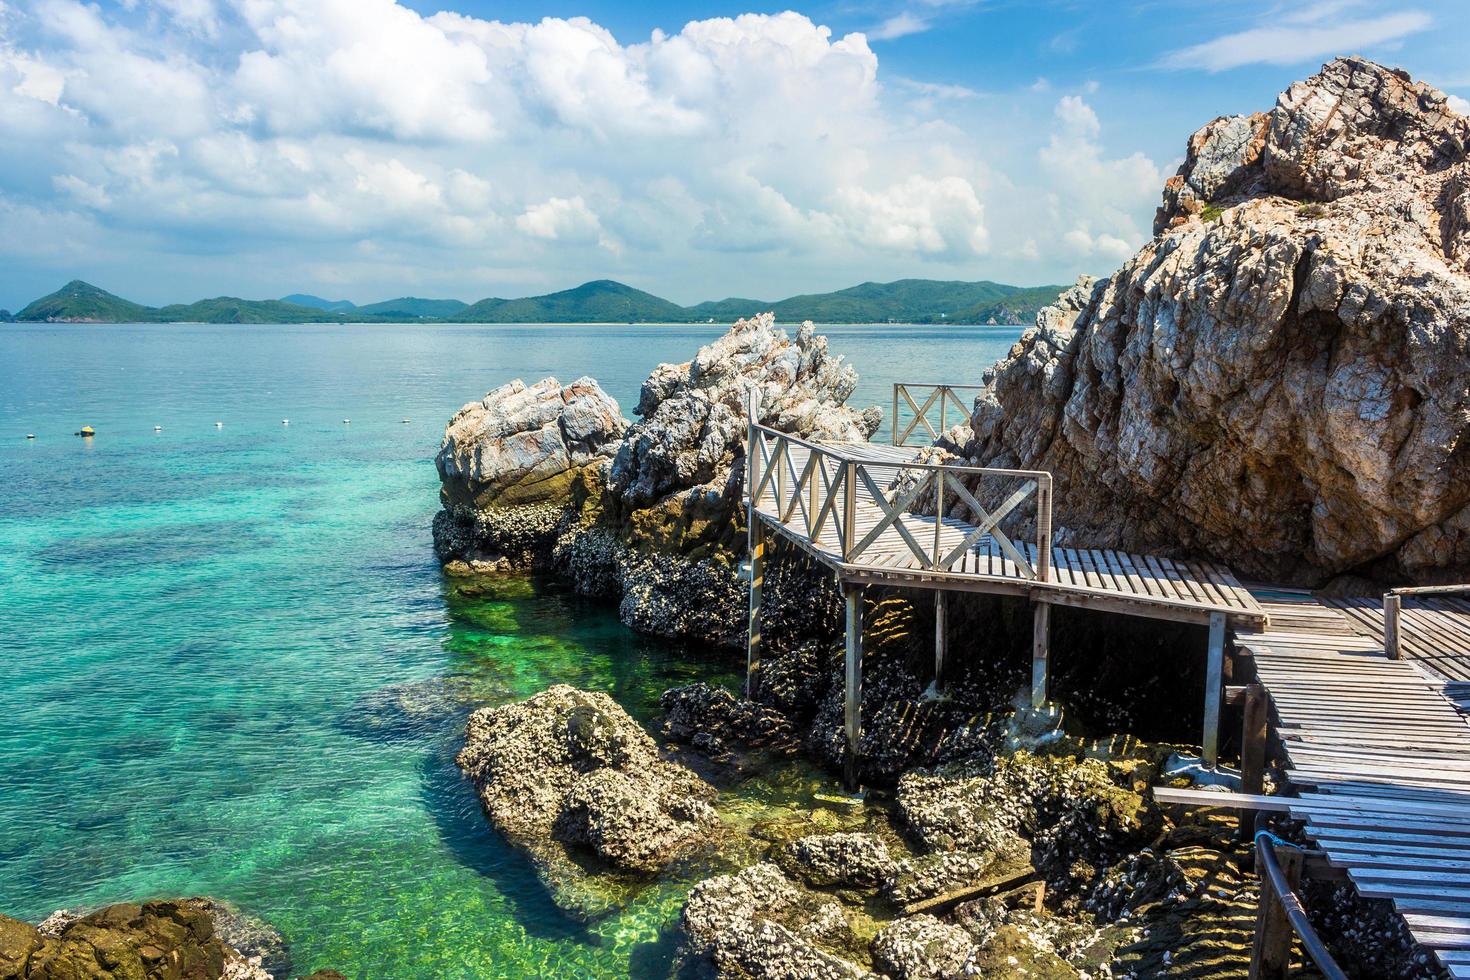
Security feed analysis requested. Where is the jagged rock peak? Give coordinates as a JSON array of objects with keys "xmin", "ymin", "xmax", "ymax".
[{"xmin": 968, "ymin": 57, "xmax": 1470, "ymax": 585}]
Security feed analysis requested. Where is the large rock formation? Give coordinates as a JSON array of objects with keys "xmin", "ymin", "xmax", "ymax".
[
  {"xmin": 434, "ymin": 313, "xmax": 879, "ymax": 643},
  {"xmin": 966, "ymin": 57, "xmax": 1470, "ymax": 584},
  {"xmin": 455, "ymin": 685, "xmax": 720, "ymax": 919}
]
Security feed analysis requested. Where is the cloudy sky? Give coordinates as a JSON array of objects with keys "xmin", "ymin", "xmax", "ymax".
[{"xmin": 1, "ymin": 0, "xmax": 1465, "ymax": 308}]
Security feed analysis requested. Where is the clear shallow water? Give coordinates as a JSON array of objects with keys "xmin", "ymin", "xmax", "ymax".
[{"xmin": 0, "ymin": 322, "xmax": 1022, "ymax": 977}]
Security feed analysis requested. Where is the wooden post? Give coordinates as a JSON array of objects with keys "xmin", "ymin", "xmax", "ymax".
[
  {"xmin": 934, "ymin": 591, "xmax": 948, "ymax": 690},
  {"xmin": 1203, "ymin": 611, "xmax": 1226, "ymax": 768},
  {"xmin": 844, "ymin": 583, "xmax": 865, "ymax": 792},
  {"xmin": 891, "ymin": 385, "xmax": 900, "ymax": 446},
  {"xmin": 843, "ymin": 461, "xmax": 858, "ymax": 561},
  {"xmin": 1239, "ymin": 683, "xmax": 1268, "ymax": 836},
  {"xmin": 1384, "ymin": 593, "xmax": 1402, "ymax": 660},
  {"xmin": 1250, "ymin": 842, "xmax": 1303, "ymax": 980},
  {"xmin": 746, "ymin": 521, "xmax": 765, "ymax": 699},
  {"xmin": 1031, "ymin": 600, "xmax": 1050, "ymax": 709}
]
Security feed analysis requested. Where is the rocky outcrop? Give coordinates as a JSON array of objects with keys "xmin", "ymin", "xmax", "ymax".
[
  {"xmin": 455, "ymin": 685, "xmax": 720, "ymax": 919},
  {"xmin": 435, "ymin": 313, "xmax": 878, "ymax": 644},
  {"xmin": 0, "ymin": 899, "xmax": 288, "ymax": 980},
  {"xmin": 966, "ymin": 57, "xmax": 1470, "ymax": 584},
  {"xmin": 434, "ymin": 377, "xmax": 626, "ymax": 572}
]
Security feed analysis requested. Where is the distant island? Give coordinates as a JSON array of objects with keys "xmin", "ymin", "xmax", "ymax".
[{"xmin": 10, "ymin": 278, "xmax": 1067, "ymax": 326}]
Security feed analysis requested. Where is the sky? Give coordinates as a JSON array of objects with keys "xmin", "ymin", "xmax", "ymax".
[{"xmin": 0, "ymin": 0, "xmax": 1466, "ymax": 309}]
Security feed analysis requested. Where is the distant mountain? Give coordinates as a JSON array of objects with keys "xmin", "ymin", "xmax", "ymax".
[
  {"xmin": 281, "ymin": 293, "xmax": 358, "ymax": 312},
  {"xmin": 17, "ymin": 280, "xmax": 156, "ymax": 322},
  {"xmin": 12, "ymin": 278, "xmax": 1067, "ymax": 325},
  {"xmin": 689, "ymin": 279, "xmax": 1068, "ymax": 325},
  {"xmin": 358, "ymin": 297, "xmax": 469, "ymax": 319},
  {"xmin": 459, "ymin": 280, "xmax": 689, "ymax": 323}
]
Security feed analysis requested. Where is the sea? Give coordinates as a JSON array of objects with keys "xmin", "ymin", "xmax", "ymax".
[{"xmin": 0, "ymin": 321, "xmax": 1023, "ymax": 978}]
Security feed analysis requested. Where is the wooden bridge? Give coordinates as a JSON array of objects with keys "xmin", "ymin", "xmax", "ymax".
[{"xmin": 745, "ymin": 383, "xmax": 1470, "ymax": 979}]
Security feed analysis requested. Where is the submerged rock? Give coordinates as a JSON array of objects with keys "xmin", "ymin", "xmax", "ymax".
[
  {"xmin": 966, "ymin": 56, "xmax": 1470, "ymax": 585},
  {"xmin": 455, "ymin": 685, "xmax": 720, "ymax": 919}
]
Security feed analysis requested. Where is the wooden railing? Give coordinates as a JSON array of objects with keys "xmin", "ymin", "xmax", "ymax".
[
  {"xmin": 1383, "ymin": 583, "xmax": 1470, "ymax": 659},
  {"xmin": 747, "ymin": 419, "xmax": 1052, "ymax": 580},
  {"xmin": 891, "ymin": 382, "xmax": 985, "ymax": 446}
]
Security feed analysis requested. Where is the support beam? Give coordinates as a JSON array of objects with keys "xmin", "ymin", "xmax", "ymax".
[
  {"xmin": 1203, "ymin": 611, "xmax": 1226, "ymax": 768},
  {"xmin": 745, "ymin": 520, "xmax": 765, "ymax": 699},
  {"xmin": 1239, "ymin": 683, "xmax": 1269, "ymax": 837},
  {"xmin": 1250, "ymin": 843, "xmax": 1304, "ymax": 980},
  {"xmin": 844, "ymin": 584, "xmax": 865, "ymax": 792},
  {"xmin": 1031, "ymin": 600, "xmax": 1051, "ymax": 709},
  {"xmin": 934, "ymin": 591, "xmax": 948, "ymax": 690},
  {"xmin": 1383, "ymin": 593, "xmax": 1402, "ymax": 660}
]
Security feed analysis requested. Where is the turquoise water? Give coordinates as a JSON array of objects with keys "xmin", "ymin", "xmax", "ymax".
[{"xmin": 0, "ymin": 322, "xmax": 1021, "ymax": 977}]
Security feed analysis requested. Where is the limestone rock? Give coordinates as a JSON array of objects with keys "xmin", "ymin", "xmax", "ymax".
[
  {"xmin": 783, "ymin": 832, "xmax": 894, "ymax": 890},
  {"xmin": 967, "ymin": 57, "xmax": 1470, "ymax": 584},
  {"xmin": 455, "ymin": 685, "xmax": 720, "ymax": 919},
  {"xmin": 5, "ymin": 900, "xmax": 229, "ymax": 980},
  {"xmin": 438, "ymin": 376, "xmax": 626, "ymax": 511}
]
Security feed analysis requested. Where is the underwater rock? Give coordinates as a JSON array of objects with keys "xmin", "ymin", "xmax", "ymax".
[
  {"xmin": 339, "ymin": 676, "xmax": 475, "ymax": 742},
  {"xmin": 456, "ymin": 685, "xmax": 720, "ymax": 919}
]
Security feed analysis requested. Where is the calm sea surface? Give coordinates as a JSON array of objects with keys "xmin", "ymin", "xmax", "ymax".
[{"xmin": 0, "ymin": 322, "xmax": 1022, "ymax": 978}]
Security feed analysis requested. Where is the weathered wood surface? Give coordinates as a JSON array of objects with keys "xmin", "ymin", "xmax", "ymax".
[
  {"xmin": 1235, "ymin": 589, "xmax": 1470, "ymax": 976},
  {"xmin": 1323, "ymin": 594, "xmax": 1470, "ymax": 681},
  {"xmin": 752, "ymin": 437, "xmax": 1266, "ymax": 626}
]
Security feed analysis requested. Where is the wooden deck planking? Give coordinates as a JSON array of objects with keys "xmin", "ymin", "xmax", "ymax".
[
  {"xmin": 1236, "ymin": 590, "xmax": 1470, "ymax": 976},
  {"xmin": 753, "ymin": 438, "xmax": 1265, "ymax": 626}
]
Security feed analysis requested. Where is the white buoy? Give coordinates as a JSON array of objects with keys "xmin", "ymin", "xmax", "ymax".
[
  {"xmin": 26, "ymin": 434, "xmax": 35, "ymax": 440},
  {"xmin": 282, "ymin": 419, "xmax": 290, "ymax": 425},
  {"xmin": 154, "ymin": 425, "xmax": 162, "ymax": 432},
  {"xmin": 343, "ymin": 418, "xmax": 350, "ymax": 424},
  {"xmin": 215, "ymin": 421, "xmax": 223, "ymax": 428},
  {"xmin": 402, "ymin": 418, "xmax": 411, "ymax": 424}
]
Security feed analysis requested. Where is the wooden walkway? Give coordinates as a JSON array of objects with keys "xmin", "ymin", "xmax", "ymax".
[
  {"xmin": 1234, "ymin": 589, "xmax": 1470, "ymax": 978},
  {"xmin": 750, "ymin": 435, "xmax": 1266, "ymax": 627}
]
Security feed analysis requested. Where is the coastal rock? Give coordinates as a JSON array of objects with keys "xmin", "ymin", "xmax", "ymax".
[
  {"xmin": 870, "ymin": 915, "xmax": 976, "ymax": 980},
  {"xmin": 782, "ymin": 832, "xmax": 894, "ymax": 890},
  {"xmin": 966, "ymin": 57, "xmax": 1470, "ymax": 584},
  {"xmin": 2, "ymin": 900, "xmax": 234, "ymax": 980},
  {"xmin": 680, "ymin": 863, "xmax": 879, "ymax": 980},
  {"xmin": 434, "ymin": 377, "xmax": 625, "ymax": 565},
  {"xmin": 659, "ymin": 682, "xmax": 798, "ymax": 760},
  {"xmin": 455, "ymin": 685, "xmax": 720, "ymax": 919}
]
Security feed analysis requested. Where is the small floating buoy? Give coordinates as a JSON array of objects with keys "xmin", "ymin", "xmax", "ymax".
[
  {"xmin": 281, "ymin": 419, "xmax": 289, "ymax": 425},
  {"xmin": 342, "ymin": 418, "xmax": 350, "ymax": 424},
  {"xmin": 26, "ymin": 433, "xmax": 35, "ymax": 440},
  {"xmin": 401, "ymin": 418, "xmax": 411, "ymax": 424},
  {"xmin": 154, "ymin": 425, "xmax": 162, "ymax": 432},
  {"xmin": 75, "ymin": 426, "xmax": 95, "ymax": 438},
  {"xmin": 215, "ymin": 421, "xmax": 223, "ymax": 428}
]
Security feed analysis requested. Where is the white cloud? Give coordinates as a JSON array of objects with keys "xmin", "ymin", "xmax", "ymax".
[
  {"xmin": 1448, "ymin": 94, "xmax": 1470, "ymax": 116},
  {"xmin": 1163, "ymin": 8, "xmax": 1431, "ymax": 71},
  {"xmin": 0, "ymin": 0, "xmax": 1164, "ymax": 303},
  {"xmin": 871, "ymin": 12, "xmax": 929, "ymax": 40}
]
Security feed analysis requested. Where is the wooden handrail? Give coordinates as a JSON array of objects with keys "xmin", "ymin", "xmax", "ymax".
[
  {"xmin": 891, "ymin": 382, "xmax": 985, "ymax": 446},
  {"xmin": 748, "ymin": 418, "xmax": 1053, "ymax": 579}
]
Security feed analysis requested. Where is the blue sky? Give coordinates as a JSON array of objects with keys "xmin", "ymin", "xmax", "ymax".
[{"xmin": 1, "ymin": 0, "xmax": 1465, "ymax": 309}]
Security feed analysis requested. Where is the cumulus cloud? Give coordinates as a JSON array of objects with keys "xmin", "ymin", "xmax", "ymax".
[{"xmin": 0, "ymin": 0, "xmax": 1160, "ymax": 302}]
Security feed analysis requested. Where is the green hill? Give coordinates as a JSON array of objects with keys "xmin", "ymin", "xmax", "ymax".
[
  {"xmin": 13, "ymin": 277, "xmax": 1068, "ymax": 325},
  {"xmin": 154, "ymin": 297, "xmax": 355, "ymax": 324},
  {"xmin": 358, "ymin": 297, "xmax": 469, "ymax": 319},
  {"xmin": 282, "ymin": 293, "xmax": 357, "ymax": 312},
  {"xmin": 459, "ymin": 280, "xmax": 689, "ymax": 323},
  {"xmin": 16, "ymin": 280, "xmax": 156, "ymax": 322},
  {"xmin": 690, "ymin": 279, "xmax": 1067, "ymax": 324}
]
